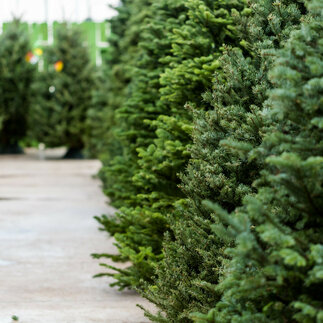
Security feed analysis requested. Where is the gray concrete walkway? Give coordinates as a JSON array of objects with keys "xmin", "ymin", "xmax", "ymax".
[{"xmin": 0, "ymin": 149, "xmax": 152, "ymax": 323}]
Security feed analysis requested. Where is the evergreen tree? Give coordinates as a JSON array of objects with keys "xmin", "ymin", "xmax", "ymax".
[
  {"xmin": 94, "ymin": 0, "xmax": 244, "ymax": 291},
  {"xmin": 141, "ymin": 0, "xmax": 306, "ymax": 322},
  {"xmin": 0, "ymin": 20, "xmax": 35, "ymax": 153},
  {"xmin": 84, "ymin": 1, "xmax": 132, "ymax": 159},
  {"xmin": 93, "ymin": 0, "xmax": 150, "ymax": 208},
  {"xmin": 84, "ymin": 68, "xmax": 109, "ymax": 158},
  {"xmin": 29, "ymin": 24, "xmax": 96, "ymax": 158},
  {"xmin": 93, "ymin": 0, "xmax": 187, "ymax": 289},
  {"xmin": 194, "ymin": 1, "xmax": 323, "ymax": 321}
]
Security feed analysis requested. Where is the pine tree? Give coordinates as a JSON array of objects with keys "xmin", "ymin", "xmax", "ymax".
[
  {"xmin": 93, "ymin": 0, "xmax": 151, "ymax": 208},
  {"xmin": 0, "ymin": 20, "xmax": 35, "ymax": 153},
  {"xmin": 141, "ymin": 0, "xmax": 306, "ymax": 322},
  {"xmin": 29, "ymin": 23, "xmax": 96, "ymax": 158},
  {"xmin": 136, "ymin": 0, "xmax": 245, "ymax": 206},
  {"xmin": 83, "ymin": 70, "xmax": 107, "ymax": 158},
  {"xmin": 93, "ymin": 0, "xmax": 187, "ymax": 289},
  {"xmin": 194, "ymin": 1, "xmax": 322, "ymax": 321},
  {"xmin": 93, "ymin": 0, "xmax": 245, "ymax": 291},
  {"xmin": 84, "ymin": 1, "xmax": 132, "ymax": 159}
]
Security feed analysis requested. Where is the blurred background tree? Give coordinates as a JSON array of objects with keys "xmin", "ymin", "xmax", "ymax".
[
  {"xmin": 0, "ymin": 20, "xmax": 35, "ymax": 154},
  {"xmin": 84, "ymin": 0, "xmax": 131, "ymax": 159},
  {"xmin": 29, "ymin": 23, "xmax": 97, "ymax": 158}
]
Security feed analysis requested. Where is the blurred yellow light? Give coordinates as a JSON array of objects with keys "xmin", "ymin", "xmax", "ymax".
[
  {"xmin": 34, "ymin": 48, "xmax": 43, "ymax": 56},
  {"xmin": 54, "ymin": 60, "xmax": 64, "ymax": 72}
]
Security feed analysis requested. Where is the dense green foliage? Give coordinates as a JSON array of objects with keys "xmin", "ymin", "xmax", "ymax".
[
  {"xmin": 93, "ymin": 0, "xmax": 245, "ymax": 290},
  {"xmin": 0, "ymin": 21, "xmax": 35, "ymax": 153},
  {"xmin": 84, "ymin": 1, "xmax": 132, "ymax": 159},
  {"xmin": 93, "ymin": 0, "xmax": 185, "ymax": 289},
  {"xmin": 29, "ymin": 24, "xmax": 96, "ymax": 157},
  {"xmin": 193, "ymin": 2, "xmax": 323, "ymax": 321},
  {"xmin": 0, "ymin": 0, "xmax": 320, "ymax": 321},
  {"xmin": 140, "ymin": 0, "xmax": 307, "ymax": 322}
]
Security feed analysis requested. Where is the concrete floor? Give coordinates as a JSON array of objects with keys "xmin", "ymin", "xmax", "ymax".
[{"xmin": 0, "ymin": 149, "xmax": 153, "ymax": 323}]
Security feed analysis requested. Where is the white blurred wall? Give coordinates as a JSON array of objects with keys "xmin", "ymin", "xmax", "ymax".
[{"xmin": 0, "ymin": 0, "xmax": 120, "ymax": 23}]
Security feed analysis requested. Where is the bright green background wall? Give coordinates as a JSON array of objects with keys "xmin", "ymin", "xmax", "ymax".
[{"xmin": 1, "ymin": 21, "xmax": 110, "ymax": 65}]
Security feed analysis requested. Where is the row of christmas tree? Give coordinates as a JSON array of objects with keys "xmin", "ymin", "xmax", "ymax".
[
  {"xmin": 0, "ymin": 21, "xmax": 97, "ymax": 157},
  {"xmin": 1, "ymin": 0, "xmax": 321, "ymax": 321},
  {"xmin": 90, "ymin": 0, "xmax": 323, "ymax": 322}
]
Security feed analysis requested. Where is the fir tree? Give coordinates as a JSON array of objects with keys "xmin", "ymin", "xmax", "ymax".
[
  {"xmin": 194, "ymin": 1, "xmax": 323, "ymax": 321},
  {"xmin": 0, "ymin": 20, "xmax": 35, "ymax": 153},
  {"xmin": 141, "ymin": 0, "xmax": 306, "ymax": 322},
  {"xmin": 93, "ymin": 0, "xmax": 187, "ymax": 289},
  {"xmin": 94, "ymin": 0, "xmax": 150, "ymax": 208},
  {"xmin": 84, "ymin": 1, "xmax": 132, "ymax": 159},
  {"xmin": 29, "ymin": 24, "xmax": 96, "ymax": 158},
  {"xmin": 84, "ymin": 69, "xmax": 109, "ymax": 158},
  {"xmin": 94, "ymin": 0, "xmax": 244, "ymax": 291}
]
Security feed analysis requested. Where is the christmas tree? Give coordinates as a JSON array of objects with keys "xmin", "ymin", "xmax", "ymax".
[
  {"xmin": 84, "ymin": 1, "xmax": 132, "ymax": 159},
  {"xmin": 0, "ymin": 20, "xmax": 35, "ymax": 153},
  {"xmin": 194, "ymin": 1, "xmax": 322, "ymax": 321},
  {"xmin": 83, "ymin": 69, "xmax": 108, "ymax": 159},
  {"xmin": 29, "ymin": 23, "xmax": 96, "ymax": 158},
  {"xmin": 141, "ymin": 0, "xmax": 306, "ymax": 321},
  {"xmin": 94, "ymin": 0, "xmax": 150, "ymax": 209},
  {"xmin": 93, "ymin": 0, "xmax": 187, "ymax": 289},
  {"xmin": 93, "ymin": 0, "xmax": 245, "ymax": 291}
]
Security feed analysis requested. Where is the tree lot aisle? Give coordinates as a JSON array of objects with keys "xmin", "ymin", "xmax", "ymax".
[{"xmin": 0, "ymin": 149, "xmax": 152, "ymax": 323}]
